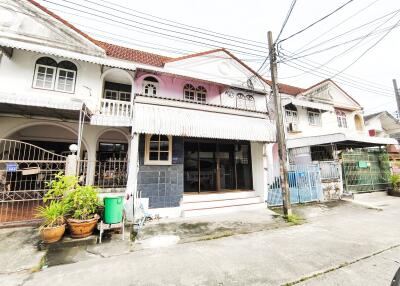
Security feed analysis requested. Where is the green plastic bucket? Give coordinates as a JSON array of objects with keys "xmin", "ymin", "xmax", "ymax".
[{"xmin": 103, "ymin": 196, "xmax": 124, "ymax": 224}]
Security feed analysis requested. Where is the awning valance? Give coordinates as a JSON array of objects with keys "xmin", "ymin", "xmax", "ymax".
[
  {"xmin": 134, "ymin": 103, "xmax": 276, "ymax": 142},
  {"xmin": 282, "ymin": 98, "xmax": 334, "ymax": 112},
  {"xmin": 287, "ymin": 132, "xmax": 397, "ymax": 149}
]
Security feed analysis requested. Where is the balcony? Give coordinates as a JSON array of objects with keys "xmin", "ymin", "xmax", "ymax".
[{"xmin": 91, "ymin": 98, "xmax": 133, "ymax": 126}]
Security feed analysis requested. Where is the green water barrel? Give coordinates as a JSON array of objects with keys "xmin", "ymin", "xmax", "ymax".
[{"xmin": 103, "ymin": 196, "xmax": 124, "ymax": 224}]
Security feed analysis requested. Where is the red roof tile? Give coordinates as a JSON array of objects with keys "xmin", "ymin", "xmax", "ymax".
[{"xmin": 95, "ymin": 41, "xmax": 172, "ymax": 67}]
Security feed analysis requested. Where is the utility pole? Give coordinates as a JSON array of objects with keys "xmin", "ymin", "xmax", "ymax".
[
  {"xmin": 393, "ymin": 79, "xmax": 400, "ymax": 119},
  {"xmin": 268, "ymin": 31, "xmax": 292, "ymax": 216}
]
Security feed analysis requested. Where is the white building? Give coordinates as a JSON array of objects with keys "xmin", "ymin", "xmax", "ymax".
[
  {"xmin": 274, "ymin": 79, "xmax": 397, "ymax": 198},
  {"xmin": 0, "ymin": 0, "xmax": 289, "ymax": 225}
]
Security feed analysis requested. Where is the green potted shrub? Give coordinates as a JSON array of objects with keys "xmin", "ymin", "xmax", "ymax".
[
  {"xmin": 35, "ymin": 201, "xmax": 68, "ymax": 243},
  {"xmin": 44, "ymin": 172, "xmax": 78, "ymax": 202},
  {"xmin": 389, "ymin": 174, "xmax": 400, "ymax": 197},
  {"xmin": 64, "ymin": 185, "xmax": 101, "ymax": 238}
]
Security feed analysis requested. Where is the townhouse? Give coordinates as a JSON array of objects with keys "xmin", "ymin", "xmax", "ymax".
[
  {"xmin": 267, "ymin": 79, "xmax": 397, "ymax": 205},
  {"xmin": 0, "ymin": 0, "xmax": 293, "ymax": 224}
]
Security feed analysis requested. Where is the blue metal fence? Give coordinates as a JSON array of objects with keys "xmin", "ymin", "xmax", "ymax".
[{"xmin": 267, "ymin": 164, "xmax": 323, "ymax": 206}]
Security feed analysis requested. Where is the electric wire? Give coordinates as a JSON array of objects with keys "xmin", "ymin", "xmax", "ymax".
[{"xmin": 277, "ymin": 0, "xmax": 355, "ymax": 44}]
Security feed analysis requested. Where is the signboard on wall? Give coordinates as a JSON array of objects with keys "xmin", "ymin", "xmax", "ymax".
[{"xmin": 6, "ymin": 163, "xmax": 18, "ymax": 172}]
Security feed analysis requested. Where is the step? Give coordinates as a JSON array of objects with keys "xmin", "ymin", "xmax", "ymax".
[
  {"xmin": 182, "ymin": 202, "xmax": 265, "ymax": 218},
  {"xmin": 182, "ymin": 196, "xmax": 262, "ymax": 211},
  {"xmin": 182, "ymin": 191, "xmax": 258, "ymax": 203}
]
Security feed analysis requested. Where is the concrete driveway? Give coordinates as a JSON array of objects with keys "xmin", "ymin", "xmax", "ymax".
[{"xmin": 4, "ymin": 193, "xmax": 400, "ymax": 286}]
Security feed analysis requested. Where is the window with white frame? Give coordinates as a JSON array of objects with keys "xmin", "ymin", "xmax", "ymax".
[
  {"xmin": 246, "ymin": 95, "xmax": 256, "ymax": 110},
  {"xmin": 308, "ymin": 109, "xmax": 322, "ymax": 126},
  {"xmin": 184, "ymin": 84, "xmax": 196, "ymax": 101},
  {"xmin": 196, "ymin": 86, "xmax": 207, "ymax": 103},
  {"xmin": 285, "ymin": 104, "xmax": 298, "ymax": 132},
  {"xmin": 142, "ymin": 76, "xmax": 159, "ymax": 96},
  {"xmin": 336, "ymin": 109, "xmax": 348, "ymax": 128},
  {"xmin": 144, "ymin": 134, "xmax": 172, "ymax": 165},
  {"xmin": 236, "ymin": 93, "xmax": 246, "ymax": 109},
  {"xmin": 33, "ymin": 57, "xmax": 77, "ymax": 93},
  {"xmin": 55, "ymin": 61, "xmax": 77, "ymax": 93},
  {"xmin": 33, "ymin": 57, "xmax": 57, "ymax": 90},
  {"xmin": 103, "ymin": 81, "xmax": 132, "ymax": 102}
]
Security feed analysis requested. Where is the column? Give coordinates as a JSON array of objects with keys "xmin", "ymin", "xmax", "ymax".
[{"xmin": 125, "ymin": 131, "xmax": 139, "ymax": 222}]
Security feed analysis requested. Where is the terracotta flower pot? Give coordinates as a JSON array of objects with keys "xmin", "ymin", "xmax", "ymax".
[
  {"xmin": 40, "ymin": 224, "xmax": 66, "ymax": 244},
  {"xmin": 67, "ymin": 214, "xmax": 99, "ymax": 238}
]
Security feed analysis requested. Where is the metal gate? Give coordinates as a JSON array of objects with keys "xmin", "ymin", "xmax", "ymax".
[
  {"xmin": 0, "ymin": 139, "xmax": 66, "ymax": 226},
  {"xmin": 267, "ymin": 164, "xmax": 323, "ymax": 206},
  {"xmin": 342, "ymin": 149, "xmax": 391, "ymax": 193}
]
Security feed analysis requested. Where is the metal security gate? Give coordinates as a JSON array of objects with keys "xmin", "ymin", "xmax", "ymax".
[
  {"xmin": 0, "ymin": 139, "xmax": 66, "ymax": 226},
  {"xmin": 342, "ymin": 149, "xmax": 391, "ymax": 193},
  {"xmin": 267, "ymin": 164, "xmax": 323, "ymax": 206}
]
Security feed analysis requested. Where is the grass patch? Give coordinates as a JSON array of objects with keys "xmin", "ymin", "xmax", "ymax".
[{"xmin": 284, "ymin": 214, "xmax": 304, "ymax": 225}]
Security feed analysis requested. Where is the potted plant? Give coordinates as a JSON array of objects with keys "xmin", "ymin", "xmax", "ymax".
[
  {"xmin": 44, "ymin": 172, "xmax": 78, "ymax": 202},
  {"xmin": 64, "ymin": 185, "xmax": 100, "ymax": 238},
  {"xmin": 389, "ymin": 174, "xmax": 400, "ymax": 197},
  {"xmin": 35, "ymin": 201, "xmax": 68, "ymax": 243}
]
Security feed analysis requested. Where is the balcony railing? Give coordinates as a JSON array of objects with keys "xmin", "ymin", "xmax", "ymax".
[{"xmin": 100, "ymin": 98, "xmax": 132, "ymax": 118}]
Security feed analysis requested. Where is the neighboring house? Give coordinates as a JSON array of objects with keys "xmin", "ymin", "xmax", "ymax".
[
  {"xmin": 274, "ymin": 79, "xmax": 397, "ymax": 198},
  {"xmin": 364, "ymin": 111, "xmax": 400, "ymax": 172},
  {"xmin": 364, "ymin": 111, "xmax": 400, "ymax": 142},
  {"xmin": 0, "ymin": 0, "xmax": 299, "ymax": 224}
]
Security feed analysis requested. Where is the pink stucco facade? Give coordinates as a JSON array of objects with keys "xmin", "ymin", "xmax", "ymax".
[{"xmin": 135, "ymin": 71, "xmax": 225, "ymax": 105}]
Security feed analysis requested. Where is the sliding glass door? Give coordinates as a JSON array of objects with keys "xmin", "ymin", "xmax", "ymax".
[{"xmin": 184, "ymin": 140, "xmax": 252, "ymax": 193}]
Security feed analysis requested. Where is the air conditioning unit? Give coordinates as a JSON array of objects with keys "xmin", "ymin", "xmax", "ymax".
[{"xmin": 287, "ymin": 122, "xmax": 300, "ymax": 133}]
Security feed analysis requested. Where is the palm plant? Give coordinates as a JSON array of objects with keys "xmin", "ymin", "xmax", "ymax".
[{"xmin": 35, "ymin": 201, "xmax": 68, "ymax": 228}]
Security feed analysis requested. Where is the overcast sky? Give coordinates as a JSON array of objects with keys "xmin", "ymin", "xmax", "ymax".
[{"xmin": 37, "ymin": 0, "xmax": 400, "ymax": 114}]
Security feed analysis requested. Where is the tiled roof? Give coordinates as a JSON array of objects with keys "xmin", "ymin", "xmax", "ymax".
[
  {"xmin": 27, "ymin": 0, "xmax": 307, "ymax": 91},
  {"xmin": 95, "ymin": 41, "xmax": 172, "ymax": 67}
]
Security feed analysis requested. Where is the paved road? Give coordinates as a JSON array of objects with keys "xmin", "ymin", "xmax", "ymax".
[{"xmin": 4, "ymin": 192, "xmax": 400, "ymax": 286}]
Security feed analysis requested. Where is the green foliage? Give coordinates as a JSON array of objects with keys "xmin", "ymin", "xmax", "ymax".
[
  {"xmin": 390, "ymin": 174, "xmax": 400, "ymax": 185},
  {"xmin": 35, "ymin": 201, "xmax": 68, "ymax": 228},
  {"xmin": 284, "ymin": 214, "xmax": 304, "ymax": 225},
  {"xmin": 44, "ymin": 172, "xmax": 78, "ymax": 202},
  {"xmin": 64, "ymin": 185, "xmax": 100, "ymax": 220}
]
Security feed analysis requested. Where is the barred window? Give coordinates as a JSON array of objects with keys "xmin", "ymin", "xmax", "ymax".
[{"xmin": 184, "ymin": 84, "xmax": 196, "ymax": 101}]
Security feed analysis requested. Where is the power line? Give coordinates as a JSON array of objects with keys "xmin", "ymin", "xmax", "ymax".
[
  {"xmin": 254, "ymin": 0, "xmax": 297, "ymax": 75},
  {"xmin": 95, "ymin": 0, "xmax": 267, "ymax": 46},
  {"xmin": 41, "ymin": 0, "xmax": 269, "ymax": 56},
  {"xmin": 278, "ymin": 20, "xmax": 400, "ymax": 64},
  {"xmin": 283, "ymin": 8, "xmax": 400, "ymax": 62},
  {"xmin": 291, "ymin": 0, "xmax": 380, "ymax": 56},
  {"xmin": 331, "ymin": 17, "xmax": 400, "ymax": 79},
  {"xmin": 277, "ymin": 0, "xmax": 355, "ymax": 44},
  {"xmin": 278, "ymin": 11, "xmax": 400, "ymax": 81},
  {"xmin": 275, "ymin": 0, "xmax": 297, "ymax": 43},
  {"xmin": 280, "ymin": 60, "xmax": 395, "ymax": 98},
  {"xmin": 279, "ymin": 49, "xmax": 393, "ymax": 92}
]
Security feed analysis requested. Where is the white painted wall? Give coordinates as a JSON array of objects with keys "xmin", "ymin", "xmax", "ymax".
[{"xmin": 0, "ymin": 50, "xmax": 103, "ymax": 112}]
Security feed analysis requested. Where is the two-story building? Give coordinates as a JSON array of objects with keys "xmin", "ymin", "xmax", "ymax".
[
  {"xmin": 270, "ymin": 79, "xmax": 397, "ymax": 201},
  {"xmin": 0, "ymin": 0, "xmax": 285, "ymax": 225}
]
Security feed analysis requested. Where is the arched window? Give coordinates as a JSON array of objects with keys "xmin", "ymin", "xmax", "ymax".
[
  {"xmin": 184, "ymin": 84, "xmax": 195, "ymax": 101},
  {"xmin": 336, "ymin": 110, "xmax": 347, "ymax": 128},
  {"xmin": 145, "ymin": 134, "xmax": 172, "ymax": 165},
  {"xmin": 236, "ymin": 93, "xmax": 246, "ymax": 109},
  {"xmin": 55, "ymin": 61, "xmax": 77, "ymax": 92},
  {"xmin": 142, "ymin": 76, "xmax": 158, "ymax": 96},
  {"xmin": 354, "ymin": 114, "xmax": 363, "ymax": 131},
  {"xmin": 33, "ymin": 57, "xmax": 57, "ymax": 90},
  {"xmin": 196, "ymin": 86, "xmax": 207, "ymax": 103},
  {"xmin": 285, "ymin": 104, "xmax": 298, "ymax": 132},
  {"xmin": 246, "ymin": 95, "xmax": 255, "ymax": 110}
]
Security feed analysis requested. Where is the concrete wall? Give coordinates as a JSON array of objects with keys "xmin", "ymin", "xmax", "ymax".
[
  {"xmin": 135, "ymin": 70, "xmax": 267, "ymax": 112},
  {"xmin": 137, "ymin": 135, "xmax": 184, "ymax": 209},
  {"xmin": 0, "ymin": 50, "xmax": 103, "ymax": 112}
]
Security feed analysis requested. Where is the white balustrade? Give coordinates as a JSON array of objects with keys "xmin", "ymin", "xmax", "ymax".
[{"xmin": 100, "ymin": 99, "xmax": 132, "ymax": 118}]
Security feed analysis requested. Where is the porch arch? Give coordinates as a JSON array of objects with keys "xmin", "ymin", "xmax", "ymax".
[{"xmin": 4, "ymin": 121, "xmax": 90, "ymax": 156}]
